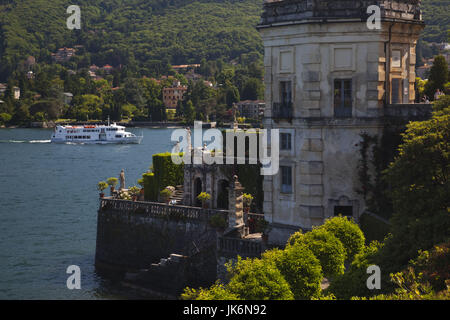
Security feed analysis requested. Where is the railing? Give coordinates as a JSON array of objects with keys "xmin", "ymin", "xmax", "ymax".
[
  {"xmin": 272, "ymin": 102, "xmax": 293, "ymax": 120},
  {"xmin": 258, "ymin": 0, "xmax": 422, "ymax": 27},
  {"xmin": 334, "ymin": 107, "xmax": 352, "ymax": 118},
  {"xmin": 384, "ymin": 103, "xmax": 432, "ymax": 120},
  {"xmin": 218, "ymin": 236, "xmax": 263, "ymax": 257},
  {"xmin": 99, "ymin": 198, "xmax": 229, "ymax": 223}
]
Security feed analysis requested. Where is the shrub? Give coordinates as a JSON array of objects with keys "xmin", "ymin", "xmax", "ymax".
[
  {"xmin": 409, "ymin": 241, "xmax": 450, "ymax": 292},
  {"xmin": 128, "ymin": 186, "xmax": 140, "ymax": 197},
  {"xmin": 243, "ymin": 193, "xmax": 254, "ymax": 208},
  {"xmin": 359, "ymin": 213, "xmax": 390, "ymax": 243},
  {"xmin": 0, "ymin": 112, "xmax": 12, "ymax": 125},
  {"xmin": 327, "ymin": 241, "xmax": 383, "ymax": 299},
  {"xmin": 106, "ymin": 177, "xmax": 118, "ymax": 187},
  {"xmin": 152, "ymin": 152, "xmax": 184, "ymax": 191},
  {"xmin": 181, "ymin": 282, "xmax": 240, "ymax": 300},
  {"xmin": 143, "ymin": 172, "xmax": 158, "ymax": 201},
  {"xmin": 160, "ymin": 188, "xmax": 173, "ymax": 202},
  {"xmin": 319, "ymin": 216, "xmax": 365, "ymax": 262},
  {"xmin": 97, "ymin": 181, "xmax": 108, "ymax": 192},
  {"xmin": 225, "ymin": 257, "xmax": 294, "ymax": 300},
  {"xmin": 286, "ymin": 230, "xmax": 303, "ymax": 246},
  {"xmin": 274, "ymin": 243, "xmax": 323, "ymax": 299},
  {"xmin": 299, "ymin": 228, "xmax": 346, "ymax": 278},
  {"xmin": 197, "ymin": 192, "xmax": 211, "ymax": 203}
]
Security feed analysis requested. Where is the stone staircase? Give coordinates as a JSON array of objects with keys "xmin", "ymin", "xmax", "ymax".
[{"xmin": 169, "ymin": 185, "xmax": 184, "ymax": 205}]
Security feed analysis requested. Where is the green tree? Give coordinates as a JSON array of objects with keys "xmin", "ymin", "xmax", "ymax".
[
  {"xmin": 290, "ymin": 228, "xmax": 346, "ymax": 278},
  {"xmin": 318, "ymin": 216, "xmax": 365, "ymax": 262},
  {"xmin": 380, "ymin": 107, "xmax": 450, "ymax": 272},
  {"xmin": 181, "ymin": 282, "xmax": 240, "ymax": 300},
  {"xmin": 269, "ymin": 243, "xmax": 323, "ymax": 299},
  {"xmin": 184, "ymin": 100, "xmax": 196, "ymax": 124},
  {"xmin": 225, "ymin": 257, "xmax": 294, "ymax": 300},
  {"xmin": 327, "ymin": 241, "xmax": 384, "ymax": 299},
  {"xmin": 426, "ymin": 55, "xmax": 449, "ymax": 98}
]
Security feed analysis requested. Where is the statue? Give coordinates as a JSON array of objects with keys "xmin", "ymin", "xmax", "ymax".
[
  {"xmin": 119, "ymin": 169, "xmax": 125, "ymax": 190},
  {"xmin": 186, "ymin": 127, "xmax": 192, "ymax": 151}
]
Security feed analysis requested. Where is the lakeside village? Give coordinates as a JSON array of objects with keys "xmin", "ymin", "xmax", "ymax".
[
  {"xmin": 93, "ymin": 1, "xmax": 450, "ymax": 300},
  {"xmin": 0, "ymin": 48, "xmax": 266, "ymax": 129}
]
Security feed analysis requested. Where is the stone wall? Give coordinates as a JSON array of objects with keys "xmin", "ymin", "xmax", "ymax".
[{"xmin": 95, "ymin": 200, "xmax": 226, "ymax": 287}]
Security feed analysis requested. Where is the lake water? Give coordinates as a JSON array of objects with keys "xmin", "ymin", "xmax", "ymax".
[{"xmin": 0, "ymin": 127, "xmax": 176, "ymax": 299}]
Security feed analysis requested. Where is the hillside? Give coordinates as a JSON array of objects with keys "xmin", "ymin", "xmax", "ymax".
[
  {"xmin": 421, "ymin": 0, "xmax": 449, "ymax": 43},
  {"xmin": 0, "ymin": 0, "xmax": 263, "ymax": 80},
  {"xmin": 0, "ymin": 0, "xmax": 448, "ymax": 81}
]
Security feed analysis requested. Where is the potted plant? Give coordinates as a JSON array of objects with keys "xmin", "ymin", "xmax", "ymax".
[
  {"xmin": 118, "ymin": 190, "xmax": 131, "ymax": 200},
  {"xmin": 160, "ymin": 188, "xmax": 173, "ymax": 204},
  {"xmin": 97, "ymin": 181, "xmax": 108, "ymax": 198},
  {"xmin": 129, "ymin": 186, "xmax": 140, "ymax": 201},
  {"xmin": 137, "ymin": 178, "xmax": 145, "ymax": 199},
  {"xmin": 197, "ymin": 192, "xmax": 211, "ymax": 209},
  {"xmin": 107, "ymin": 177, "xmax": 118, "ymax": 195},
  {"xmin": 243, "ymin": 193, "xmax": 254, "ymax": 213}
]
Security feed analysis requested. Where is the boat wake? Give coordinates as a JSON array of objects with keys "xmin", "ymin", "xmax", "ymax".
[{"xmin": 0, "ymin": 139, "xmax": 51, "ymax": 144}]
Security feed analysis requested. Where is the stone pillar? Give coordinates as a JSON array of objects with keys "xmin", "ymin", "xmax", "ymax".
[{"xmin": 228, "ymin": 175, "xmax": 244, "ymax": 228}]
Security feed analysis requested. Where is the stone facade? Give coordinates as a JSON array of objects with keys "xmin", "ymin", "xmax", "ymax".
[{"xmin": 257, "ymin": 0, "xmax": 425, "ymax": 245}]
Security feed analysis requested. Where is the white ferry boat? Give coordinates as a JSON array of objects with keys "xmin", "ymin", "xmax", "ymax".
[{"xmin": 51, "ymin": 121, "xmax": 143, "ymax": 144}]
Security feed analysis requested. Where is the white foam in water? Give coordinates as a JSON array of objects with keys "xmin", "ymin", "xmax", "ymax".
[{"xmin": 29, "ymin": 140, "xmax": 51, "ymax": 143}]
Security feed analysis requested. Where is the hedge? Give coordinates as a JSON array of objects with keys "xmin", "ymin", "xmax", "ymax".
[{"xmin": 143, "ymin": 152, "xmax": 184, "ymax": 201}]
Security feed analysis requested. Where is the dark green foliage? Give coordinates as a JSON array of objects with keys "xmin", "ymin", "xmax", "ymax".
[
  {"xmin": 421, "ymin": 0, "xmax": 450, "ymax": 43},
  {"xmin": 182, "ymin": 281, "xmax": 240, "ymax": 300},
  {"xmin": 152, "ymin": 152, "xmax": 184, "ymax": 192},
  {"xmin": 290, "ymin": 228, "xmax": 346, "ymax": 278},
  {"xmin": 425, "ymin": 55, "xmax": 449, "ymax": 98},
  {"xmin": 225, "ymin": 257, "xmax": 294, "ymax": 300},
  {"xmin": 236, "ymin": 164, "xmax": 263, "ymax": 213},
  {"xmin": 327, "ymin": 241, "xmax": 384, "ymax": 299},
  {"xmin": 274, "ymin": 243, "xmax": 323, "ymax": 300},
  {"xmin": 0, "ymin": 0, "xmax": 263, "ymax": 81},
  {"xmin": 380, "ymin": 107, "xmax": 450, "ymax": 272},
  {"xmin": 318, "ymin": 216, "xmax": 365, "ymax": 262},
  {"xmin": 359, "ymin": 213, "xmax": 390, "ymax": 243},
  {"xmin": 409, "ymin": 241, "xmax": 450, "ymax": 292},
  {"xmin": 143, "ymin": 172, "xmax": 158, "ymax": 201}
]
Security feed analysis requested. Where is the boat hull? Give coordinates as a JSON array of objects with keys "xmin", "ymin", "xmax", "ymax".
[{"xmin": 51, "ymin": 136, "xmax": 143, "ymax": 144}]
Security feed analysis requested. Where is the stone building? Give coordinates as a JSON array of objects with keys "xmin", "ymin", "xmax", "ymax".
[
  {"xmin": 257, "ymin": 0, "xmax": 426, "ymax": 244},
  {"xmin": 163, "ymin": 81, "xmax": 188, "ymax": 110}
]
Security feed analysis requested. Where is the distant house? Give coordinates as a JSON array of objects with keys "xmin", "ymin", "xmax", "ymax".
[
  {"xmin": 63, "ymin": 92, "xmax": 73, "ymax": 105},
  {"xmin": 89, "ymin": 65, "xmax": 100, "ymax": 72},
  {"xmin": 13, "ymin": 87, "xmax": 20, "ymax": 100},
  {"xmin": 185, "ymin": 72, "xmax": 202, "ymax": 82},
  {"xmin": 163, "ymin": 81, "xmax": 188, "ymax": 110},
  {"xmin": 102, "ymin": 64, "xmax": 114, "ymax": 74},
  {"xmin": 51, "ymin": 47, "xmax": 76, "ymax": 63},
  {"xmin": 236, "ymin": 100, "xmax": 265, "ymax": 120},
  {"xmin": 26, "ymin": 71, "xmax": 35, "ymax": 79},
  {"xmin": 25, "ymin": 56, "xmax": 36, "ymax": 69},
  {"xmin": 172, "ymin": 64, "xmax": 200, "ymax": 73}
]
